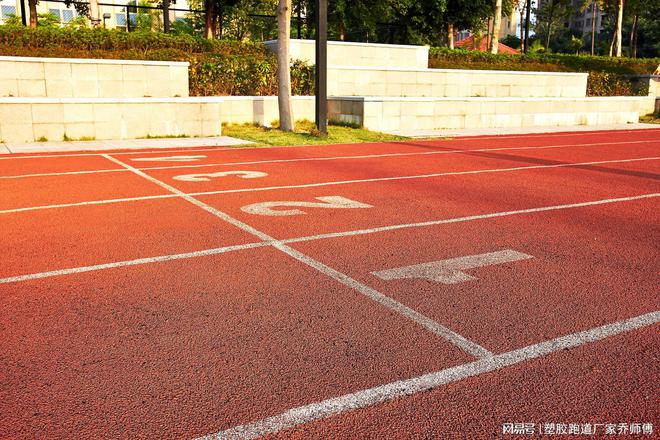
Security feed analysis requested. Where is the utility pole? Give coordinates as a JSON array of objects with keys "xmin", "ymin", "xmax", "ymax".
[
  {"xmin": 163, "ymin": 0, "xmax": 170, "ymax": 33},
  {"xmin": 315, "ymin": 0, "xmax": 328, "ymax": 135}
]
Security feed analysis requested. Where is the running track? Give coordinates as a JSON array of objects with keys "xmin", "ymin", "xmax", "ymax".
[{"xmin": 1, "ymin": 129, "xmax": 659, "ymax": 439}]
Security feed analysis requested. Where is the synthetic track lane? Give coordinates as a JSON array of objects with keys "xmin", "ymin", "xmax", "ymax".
[
  {"xmin": 0, "ymin": 155, "xmax": 120, "ymax": 177},
  {"xmin": 0, "ymin": 248, "xmax": 472, "ymax": 439},
  {"xmin": 290, "ymin": 198, "xmax": 659, "ymax": 353},
  {"xmin": 197, "ymin": 158, "xmax": 660, "ymax": 240},
  {"xmin": 2, "ymin": 130, "xmax": 659, "ymax": 439},
  {"xmin": 272, "ymin": 325, "xmax": 658, "ymax": 439},
  {"xmin": 0, "ymin": 171, "xmax": 169, "ymax": 211},
  {"xmin": 141, "ymin": 142, "xmax": 660, "ymax": 194},
  {"xmin": 0, "ymin": 198, "xmax": 257, "ymax": 279}
]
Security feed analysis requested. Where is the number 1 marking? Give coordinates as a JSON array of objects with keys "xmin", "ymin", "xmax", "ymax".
[{"xmin": 372, "ymin": 250, "xmax": 533, "ymax": 284}]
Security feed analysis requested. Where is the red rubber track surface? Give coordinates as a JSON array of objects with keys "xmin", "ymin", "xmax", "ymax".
[{"xmin": 1, "ymin": 128, "xmax": 658, "ymax": 439}]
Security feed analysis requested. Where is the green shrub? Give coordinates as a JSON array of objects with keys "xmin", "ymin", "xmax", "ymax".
[
  {"xmin": 429, "ymin": 48, "xmax": 659, "ymax": 96},
  {"xmin": 0, "ymin": 24, "xmax": 314, "ymax": 96}
]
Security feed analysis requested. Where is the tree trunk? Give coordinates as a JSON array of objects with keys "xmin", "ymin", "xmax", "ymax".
[
  {"xmin": 486, "ymin": 17, "xmax": 491, "ymax": 50},
  {"xmin": 544, "ymin": 1, "xmax": 557, "ymax": 50},
  {"xmin": 490, "ymin": 0, "xmax": 502, "ymax": 53},
  {"xmin": 614, "ymin": 0, "xmax": 624, "ymax": 57},
  {"xmin": 591, "ymin": 1, "xmax": 597, "ymax": 55},
  {"xmin": 630, "ymin": 14, "xmax": 638, "ymax": 58},
  {"xmin": 520, "ymin": 4, "xmax": 525, "ymax": 52},
  {"xmin": 204, "ymin": 0, "xmax": 215, "ymax": 39},
  {"xmin": 277, "ymin": 0, "xmax": 294, "ymax": 132},
  {"xmin": 338, "ymin": 19, "xmax": 345, "ymax": 41},
  {"xmin": 28, "ymin": 0, "xmax": 37, "ymax": 27},
  {"xmin": 447, "ymin": 22, "xmax": 454, "ymax": 49},
  {"xmin": 524, "ymin": 0, "xmax": 531, "ymax": 53},
  {"xmin": 217, "ymin": 6, "xmax": 224, "ymax": 40}
]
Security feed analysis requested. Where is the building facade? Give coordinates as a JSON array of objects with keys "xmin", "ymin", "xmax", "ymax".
[{"xmin": 0, "ymin": 0, "xmax": 190, "ymax": 30}]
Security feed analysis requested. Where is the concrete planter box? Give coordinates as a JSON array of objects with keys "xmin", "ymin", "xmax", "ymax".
[
  {"xmin": 265, "ymin": 39, "xmax": 429, "ymax": 69},
  {"xmin": 0, "ymin": 56, "xmax": 189, "ymax": 99}
]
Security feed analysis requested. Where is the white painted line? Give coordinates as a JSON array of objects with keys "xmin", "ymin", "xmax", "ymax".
[
  {"xmin": 1, "ymin": 157, "xmax": 657, "ymax": 216},
  {"xmin": 0, "ymin": 242, "xmax": 266, "ymax": 284},
  {"xmin": 187, "ymin": 157, "xmax": 660, "ymax": 198},
  {"xmin": 284, "ymin": 193, "xmax": 660, "ymax": 244},
  {"xmin": 103, "ymin": 153, "xmax": 492, "ymax": 359},
  {"xmin": 0, "ymin": 168, "xmax": 127, "ymax": 180},
  {"xmin": 173, "ymin": 171, "xmax": 268, "ymax": 182},
  {"xmin": 372, "ymin": 250, "xmax": 534, "ymax": 284},
  {"xmin": 241, "ymin": 196, "xmax": 373, "ymax": 217},
  {"xmin": 137, "ymin": 139, "xmax": 660, "ymax": 172},
  {"xmin": 198, "ymin": 311, "xmax": 660, "ymax": 440},
  {"xmin": 132, "ymin": 155, "xmax": 208, "ymax": 162},
  {"xmin": 2, "ymin": 193, "xmax": 656, "ymax": 296},
  {"xmin": 0, "ymin": 194, "xmax": 176, "ymax": 215},
  {"xmin": 1, "ymin": 139, "xmax": 655, "ymax": 180},
  {"xmin": 0, "ymin": 128, "xmax": 657, "ymax": 161}
]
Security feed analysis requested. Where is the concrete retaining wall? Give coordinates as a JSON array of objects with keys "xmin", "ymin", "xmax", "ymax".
[
  {"xmin": 265, "ymin": 39, "xmax": 429, "ymax": 69},
  {"xmin": 221, "ymin": 96, "xmax": 317, "ymax": 126},
  {"xmin": 0, "ymin": 56, "xmax": 189, "ymax": 98},
  {"xmin": 329, "ymin": 96, "xmax": 651, "ymax": 131},
  {"xmin": 327, "ymin": 67, "xmax": 588, "ymax": 98},
  {"xmin": 0, "ymin": 97, "xmax": 219, "ymax": 143}
]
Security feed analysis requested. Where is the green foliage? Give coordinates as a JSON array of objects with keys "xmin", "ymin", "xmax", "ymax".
[
  {"xmin": 587, "ymin": 71, "xmax": 639, "ymax": 96},
  {"xmin": 0, "ymin": 24, "xmax": 311, "ymax": 97},
  {"xmin": 37, "ymin": 12, "xmax": 62, "ymax": 28},
  {"xmin": 500, "ymin": 34, "xmax": 521, "ymax": 50},
  {"xmin": 2, "ymin": 14, "xmax": 23, "ymax": 27},
  {"xmin": 429, "ymin": 48, "xmax": 659, "ymax": 95}
]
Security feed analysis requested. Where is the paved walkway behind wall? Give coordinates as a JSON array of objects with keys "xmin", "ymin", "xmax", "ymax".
[{"xmin": 0, "ymin": 136, "xmax": 253, "ymax": 154}]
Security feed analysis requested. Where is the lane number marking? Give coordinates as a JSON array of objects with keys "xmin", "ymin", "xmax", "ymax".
[
  {"xmin": 372, "ymin": 249, "xmax": 533, "ymax": 284},
  {"xmin": 132, "ymin": 155, "xmax": 207, "ymax": 162},
  {"xmin": 241, "ymin": 196, "xmax": 373, "ymax": 216},
  {"xmin": 173, "ymin": 171, "xmax": 268, "ymax": 182}
]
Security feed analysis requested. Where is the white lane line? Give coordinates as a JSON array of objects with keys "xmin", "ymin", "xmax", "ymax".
[
  {"xmin": 1, "ymin": 139, "xmax": 656, "ymax": 179},
  {"xmin": 136, "ymin": 139, "xmax": 660, "ymax": 171},
  {"xmin": 0, "ymin": 194, "xmax": 177, "ymax": 215},
  {"xmin": 1, "ymin": 128, "xmax": 658, "ymax": 161},
  {"xmin": 197, "ymin": 311, "xmax": 660, "ymax": 440},
  {"xmin": 1, "ymin": 156, "xmax": 657, "ymax": 216},
  {"xmin": 0, "ymin": 242, "xmax": 267, "ymax": 284},
  {"xmin": 0, "ymin": 168, "xmax": 127, "ymax": 180},
  {"xmin": 179, "ymin": 156, "xmax": 660, "ymax": 198},
  {"xmin": 103, "ymin": 153, "xmax": 493, "ymax": 359},
  {"xmin": 284, "ymin": 193, "xmax": 660, "ymax": 244},
  {"xmin": 0, "ymin": 157, "xmax": 660, "ymax": 214},
  {"xmin": 2, "ymin": 193, "xmax": 656, "ymax": 290}
]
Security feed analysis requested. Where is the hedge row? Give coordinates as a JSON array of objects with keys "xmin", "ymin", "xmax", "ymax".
[
  {"xmin": 429, "ymin": 48, "xmax": 659, "ymax": 96},
  {"xmin": 0, "ymin": 25, "xmax": 314, "ymax": 96},
  {"xmin": 0, "ymin": 25, "xmax": 267, "ymax": 55},
  {"xmin": 429, "ymin": 48, "xmax": 659, "ymax": 75},
  {"xmin": 1, "ymin": 26, "xmax": 657, "ymax": 97}
]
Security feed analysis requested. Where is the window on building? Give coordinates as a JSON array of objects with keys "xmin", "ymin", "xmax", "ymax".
[
  {"xmin": 49, "ymin": 8, "xmax": 62, "ymax": 20},
  {"xmin": 62, "ymin": 9, "xmax": 74, "ymax": 23},
  {"xmin": 1, "ymin": 5, "xmax": 17, "ymax": 19}
]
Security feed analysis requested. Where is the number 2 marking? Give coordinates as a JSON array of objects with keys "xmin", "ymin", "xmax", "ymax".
[
  {"xmin": 173, "ymin": 171, "xmax": 268, "ymax": 182},
  {"xmin": 132, "ymin": 155, "xmax": 207, "ymax": 162},
  {"xmin": 241, "ymin": 196, "xmax": 373, "ymax": 216}
]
